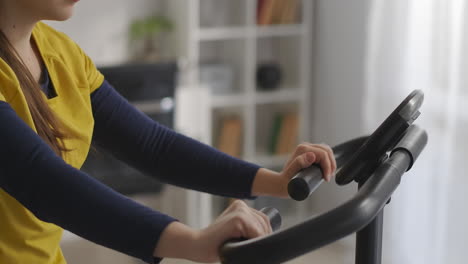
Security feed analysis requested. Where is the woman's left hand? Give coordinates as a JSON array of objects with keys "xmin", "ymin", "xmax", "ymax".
[
  {"xmin": 252, "ymin": 143, "xmax": 337, "ymax": 198},
  {"xmin": 280, "ymin": 143, "xmax": 337, "ymax": 183}
]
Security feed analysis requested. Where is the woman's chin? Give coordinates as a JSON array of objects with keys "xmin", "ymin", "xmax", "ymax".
[{"xmin": 46, "ymin": 8, "xmax": 74, "ymax": 22}]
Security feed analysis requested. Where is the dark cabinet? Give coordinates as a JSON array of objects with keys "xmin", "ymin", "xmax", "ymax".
[{"xmin": 81, "ymin": 62, "xmax": 177, "ymax": 195}]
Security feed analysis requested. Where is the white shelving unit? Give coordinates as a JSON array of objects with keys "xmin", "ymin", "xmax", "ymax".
[{"xmin": 167, "ymin": 0, "xmax": 313, "ymax": 228}]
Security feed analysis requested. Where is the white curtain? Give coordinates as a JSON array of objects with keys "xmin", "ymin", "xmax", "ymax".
[{"xmin": 364, "ymin": 0, "xmax": 468, "ymax": 263}]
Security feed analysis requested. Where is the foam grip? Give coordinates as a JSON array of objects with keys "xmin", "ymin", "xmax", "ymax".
[
  {"xmin": 260, "ymin": 207, "xmax": 282, "ymax": 232},
  {"xmin": 288, "ymin": 164, "xmax": 324, "ymax": 201}
]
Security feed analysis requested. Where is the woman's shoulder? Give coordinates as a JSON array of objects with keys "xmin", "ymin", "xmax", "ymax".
[{"xmin": 33, "ymin": 22, "xmax": 104, "ymax": 95}]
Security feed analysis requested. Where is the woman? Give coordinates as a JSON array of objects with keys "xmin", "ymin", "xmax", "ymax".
[{"xmin": 0, "ymin": 0, "xmax": 336, "ymax": 263}]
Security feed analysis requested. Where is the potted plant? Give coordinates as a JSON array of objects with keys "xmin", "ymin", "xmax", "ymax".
[{"xmin": 129, "ymin": 15, "xmax": 174, "ymax": 61}]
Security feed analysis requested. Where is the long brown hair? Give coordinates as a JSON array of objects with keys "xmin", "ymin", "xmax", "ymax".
[{"xmin": 0, "ymin": 30, "xmax": 69, "ymax": 157}]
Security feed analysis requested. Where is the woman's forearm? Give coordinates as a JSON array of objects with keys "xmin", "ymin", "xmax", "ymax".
[
  {"xmin": 251, "ymin": 168, "xmax": 287, "ymax": 198},
  {"xmin": 153, "ymin": 222, "xmax": 198, "ymax": 261}
]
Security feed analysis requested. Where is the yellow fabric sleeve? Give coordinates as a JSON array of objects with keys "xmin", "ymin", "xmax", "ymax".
[
  {"xmin": 71, "ymin": 42, "xmax": 104, "ymax": 94},
  {"xmin": 0, "ymin": 90, "xmax": 5, "ymax": 102},
  {"xmin": 81, "ymin": 49, "xmax": 105, "ymax": 94}
]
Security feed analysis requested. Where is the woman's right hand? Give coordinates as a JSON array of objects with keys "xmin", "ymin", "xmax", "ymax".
[{"xmin": 153, "ymin": 200, "xmax": 272, "ymax": 263}]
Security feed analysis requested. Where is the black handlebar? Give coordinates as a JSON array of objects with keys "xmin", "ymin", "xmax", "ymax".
[
  {"xmin": 335, "ymin": 90, "xmax": 423, "ymax": 186},
  {"xmin": 287, "ymin": 165, "xmax": 323, "ymax": 201},
  {"xmin": 288, "ymin": 137, "xmax": 369, "ymax": 201},
  {"xmin": 259, "ymin": 207, "xmax": 282, "ymax": 232},
  {"xmin": 289, "ymin": 90, "xmax": 424, "ymax": 201},
  {"xmin": 219, "ymin": 90, "xmax": 426, "ymax": 264},
  {"xmin": 219, "ymin": 125, "xmax": 427, "ymax": 264}
]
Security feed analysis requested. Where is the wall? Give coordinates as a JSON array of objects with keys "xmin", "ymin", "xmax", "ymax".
[
  {"xmin": 311, "ymin": 0, "xmax": 371, "ymax": 144},
  {"xmin": 46, "ymin": 0, "xmax": 161, "ymax": 66},
  {"xmin": 308, "ymin": 0, "xmax": 371, "ymax": 229}
]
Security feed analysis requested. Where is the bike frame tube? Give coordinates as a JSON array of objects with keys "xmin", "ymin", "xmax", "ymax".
[
  {"xmin": 356, "ymin": 210, "xmax": 384, "ymax": 264},
  {"xmin": 356, "ymin": 179, "xmax": 384, "ymax": 264}
]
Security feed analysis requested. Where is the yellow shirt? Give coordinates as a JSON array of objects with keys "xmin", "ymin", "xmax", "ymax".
[{"xmin": 0, "ymin": 22, "xmax": 104, "ymax": 264}]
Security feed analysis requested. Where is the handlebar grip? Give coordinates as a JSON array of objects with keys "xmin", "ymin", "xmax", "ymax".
[
  {"xmin": 288, "ymin": 164, "xmax": 324, "ymax": 201},
  {"xmin": 260, "ymin": 207, "xmax": 282, "ymax": 232}
]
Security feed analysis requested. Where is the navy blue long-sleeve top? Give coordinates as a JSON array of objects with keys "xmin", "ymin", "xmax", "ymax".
[{"xmin": 0, "ymin": 71, "xmax": 261, "ymax": 263}]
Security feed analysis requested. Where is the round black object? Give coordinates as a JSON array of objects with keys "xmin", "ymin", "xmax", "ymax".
[{"xmin": 256, "ymin": 63, "xmax": 282, "ymax": 91}]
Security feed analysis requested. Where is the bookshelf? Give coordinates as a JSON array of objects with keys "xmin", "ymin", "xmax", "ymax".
[{"xmin": 167, "ymin": 0, "xmax": 313, "ymax": 228}]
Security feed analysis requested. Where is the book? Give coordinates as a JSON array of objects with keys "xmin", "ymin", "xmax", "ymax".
[
  {"xmin": 216, "ymin": 117, "xmax": 243, "ymax": 157},
  {"xmin": 257, "ymin": 0, "xmax": 276, "ymax": 25},
  {"xmin": 257, "ymin": 0, "xmax": 266, "ymax": 22},
  {"xmin": 268, "ymin": 113, "xmax": 284, "ymax": 154},
  {"xmin": 258, "ymin": 0, "xmax": 300, "ymax": 25},
  {"xmin": 271, "ymin": 0, "xmax": 289, "ymax": 24},
  {"xmin": 275, "ymin": 112, "xmax": 299, "ymax": 155},
  {"xmin": 280, "ymin": 0, "xmax": 299, "ymax": 24}
]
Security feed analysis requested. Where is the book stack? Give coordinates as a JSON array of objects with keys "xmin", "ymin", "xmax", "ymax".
[
  {"xmin": 268, "ymin": 112, "xmax": 299, "ymax": 155},
  {"xmin": 257, "ymin": 0, "xmax": 300, "ymax": 25},
  {"xmin": 216, "ymin": 116, "xmax": 243, "ymax": 158}
]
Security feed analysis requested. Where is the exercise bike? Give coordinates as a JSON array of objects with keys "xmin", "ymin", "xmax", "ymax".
[{"xmin": 219, "ymin": 90, "xmax": 428, "ymax": 264}]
